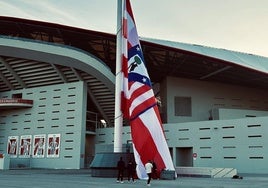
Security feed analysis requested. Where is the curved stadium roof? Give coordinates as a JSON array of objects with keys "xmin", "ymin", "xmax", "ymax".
[{"xmin": 0, "ymin": 16, "xmax": 268, "ymax": 126}]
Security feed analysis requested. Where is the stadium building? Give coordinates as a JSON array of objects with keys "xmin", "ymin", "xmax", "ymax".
[{"xmin": 0, "ymin": 16, "xmax": 268, "ymax": 174}]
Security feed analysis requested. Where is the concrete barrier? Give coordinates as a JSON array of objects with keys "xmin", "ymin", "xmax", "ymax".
[{"xmin": 175, "ymin": 167, "xmax": 237, "ymax": 178}]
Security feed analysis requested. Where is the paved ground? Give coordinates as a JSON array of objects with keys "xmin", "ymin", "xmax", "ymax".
[{"xmin": 0, "ymin": 169, "xmax": 268, "ymax": 188}]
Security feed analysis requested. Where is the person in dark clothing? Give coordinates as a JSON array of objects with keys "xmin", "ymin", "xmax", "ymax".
[
  {"xmin": 145, "ymin": 160, "xmax": 153, "ymax": 186},
  {"xmin": 127, "ymin": 160, "xmax": 136, "ymax": 183},
  {"xmin": 117, "ymin": 157, "xmax": 125, "ymax": 183},
  {"xmin": 152, "ymin": 161, "xmax": 159, "ymax": 179}
]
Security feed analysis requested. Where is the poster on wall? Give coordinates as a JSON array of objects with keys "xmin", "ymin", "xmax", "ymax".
[
  {"xmin": 7, "ymin": 136, "xmax": 18, "ymax": 158},
  {"xmin": 19, "ymin": 135, "xmax": 32, "ymax": 158},
  {"xmin": 32, "ymin": 134, "xmax": 46, "ymax": 158},
  {"xmin": 47, "ymin": 134, "xmax": 60, "ymax": 158}
]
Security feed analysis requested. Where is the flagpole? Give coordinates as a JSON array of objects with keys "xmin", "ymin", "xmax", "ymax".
[{"xmin": 114, "ymin": 0, "xmax": 123, "ymax": 153}]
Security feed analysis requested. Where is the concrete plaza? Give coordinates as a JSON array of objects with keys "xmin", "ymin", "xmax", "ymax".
[{"xmin": 0, "ymin": 169, "xmax": 267, "ymax": 188}]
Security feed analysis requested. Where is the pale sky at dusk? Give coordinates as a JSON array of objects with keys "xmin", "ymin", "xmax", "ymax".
[{"xmin": 1, "ymin": 0, "xmax": 268, "ymax": 57}]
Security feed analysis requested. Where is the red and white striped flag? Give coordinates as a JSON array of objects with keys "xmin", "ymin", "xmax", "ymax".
[{"xmin": 121, "ymin": 0, "xmax": 175, "ymax": 179}]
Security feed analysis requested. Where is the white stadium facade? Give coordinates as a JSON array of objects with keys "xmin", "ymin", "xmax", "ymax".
[{"xmin": 0, "ymin": 16, "xmax": 268, "ymax": 174}]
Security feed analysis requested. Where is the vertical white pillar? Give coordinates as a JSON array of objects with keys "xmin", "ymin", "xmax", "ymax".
[{"xmin": 114, "ymin": 0, "xmax": 123, "ymax": 153}]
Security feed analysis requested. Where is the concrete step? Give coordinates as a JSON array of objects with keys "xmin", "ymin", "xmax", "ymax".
[{"xmin": 175, "ymin": 167, "xmax": 237, "ymax": 178}]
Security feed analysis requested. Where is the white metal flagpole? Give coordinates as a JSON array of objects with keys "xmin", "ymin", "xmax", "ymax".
[{"xmin": 114, "ymin": 0, "xmax": 123, "ymax": 153}]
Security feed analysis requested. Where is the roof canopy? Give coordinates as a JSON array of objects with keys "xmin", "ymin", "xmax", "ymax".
[{"xmin": 1, "ymin": 16, "xmax": 268, "ymax": 90}]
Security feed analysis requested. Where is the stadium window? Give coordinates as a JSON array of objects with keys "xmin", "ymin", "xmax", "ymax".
[
  {"xmin": 174, "ymin": 96, "xmax": 192, "ymax": 116},
  {"xmin": 12, "ymin": 93, "xmax": 22, "ymax": 98}
]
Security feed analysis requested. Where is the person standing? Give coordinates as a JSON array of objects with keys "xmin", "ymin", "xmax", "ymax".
[
  {"xmin": 152, "ymin": 161, "xmax": 159, "ymax": 179},
  {"xmin": 145, "ymin": 160, "xmax": 153, "ymax": 186},
  {"xmin": 127, "ymin": 160, "xmax": 136, "ymax": 183},
  {"xmin": 117, "ymin": 157, "xmax": 125, "ymax": 183}
]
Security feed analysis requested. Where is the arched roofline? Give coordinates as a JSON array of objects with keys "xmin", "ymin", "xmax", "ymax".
[{"xmin": 0, "ymin": 36, "xmax": 115, "ymax": 92}]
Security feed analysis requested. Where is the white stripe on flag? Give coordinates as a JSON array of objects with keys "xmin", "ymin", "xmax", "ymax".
[
  {"xmin": 139, "ymin": 107, "xmax": 175, "ymax": 170},
  {"xmin": 133, "ymin": 143, "xmax": 148, "ymax": 180},
  {"xmin": 129, "ymin": 84, "xmax": 154, "ymax": 115}
]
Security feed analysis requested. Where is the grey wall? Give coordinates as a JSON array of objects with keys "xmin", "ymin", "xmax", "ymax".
[
  {"xmin": 163, "ymin": 77, "xmax": 268, "ymax": 123},
  {"xmin": 0, "ymin": 81, "xmax": 87, "ymax": 169},
  {"xmin": 166, "ymin": 116, "xmax": 268, "ymax": 174},
  {"xmin": 95, "ymin": 116, "xmax": 268, "ymax": 174},
  {"xmin": 95, "ymin": 77, "xmax": 268, "ymax": 174}
]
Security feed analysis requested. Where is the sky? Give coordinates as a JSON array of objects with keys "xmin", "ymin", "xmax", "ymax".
[{"xmin": 0, "ymin": 0, "xmax": 268, "ymax": 57}]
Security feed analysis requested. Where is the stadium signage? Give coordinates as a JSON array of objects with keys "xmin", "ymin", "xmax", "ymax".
[{"xmin": 0, "ymin": 98, "xmax": 33, "ymax": 105}]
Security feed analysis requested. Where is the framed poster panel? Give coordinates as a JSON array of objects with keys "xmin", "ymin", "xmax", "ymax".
[
  {"xmin": 19, "ymin": 135, "xmax": 32, "ymax": 158},
  {"xmin": 7, "ymin": 136, "xmax": 18, "ymax": 158},
  {"xmin": 47, "ymin": 134, "xmax": 60, "ymax": 158},
  {"xmin": 32, "ymin": 134, "xmax": 46, "ymax": 158}
]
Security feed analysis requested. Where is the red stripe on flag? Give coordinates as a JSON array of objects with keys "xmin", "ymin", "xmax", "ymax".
[
  {"xmin": 131, "ymin": 116, "xmax": 166, "ymax": 173},
  {"xmin": 127, "ymin": 41, "xmax": 132, "ymax": 50},
  {"xmin": 128, "ymin": 83, "xmax": 151, "ymax": 104},
  {"xmin": 123, "ymin": 18, "xmax": 127, "ymax": 38},
  {"xmin": 126, "ymin": 0, "xmax": 135, "ymax": 24},
  {"xmin": 121, "ymin": 91, "xmax": 128, "ymax": 119},
  {"xmin": 130, "ymin": 97, "xmax": 156, "ymax": 119},
  {"xmin": 122, "ymin": 55, "xmax": 128, "ymax": 77},
  {"xmin": 130, "ymin": 96, "xmax": 156, "ymax": 120},
  {"xmin": 128, "ymin": 83, "xmax": 156, "ymax": 119}
]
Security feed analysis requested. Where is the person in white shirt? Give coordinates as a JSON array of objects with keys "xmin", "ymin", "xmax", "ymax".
[{"xmin": 145, "ymin": 160, "xmax": 153, "ymax": 186}]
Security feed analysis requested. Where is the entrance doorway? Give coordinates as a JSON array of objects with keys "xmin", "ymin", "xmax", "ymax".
[
  {"xmin": 85, "ymin": 134, "xmax": 95, "ymax": 168},
  {"xmin": 176, "ymin": 147, "xmax": 193, "ymax": 167}
]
